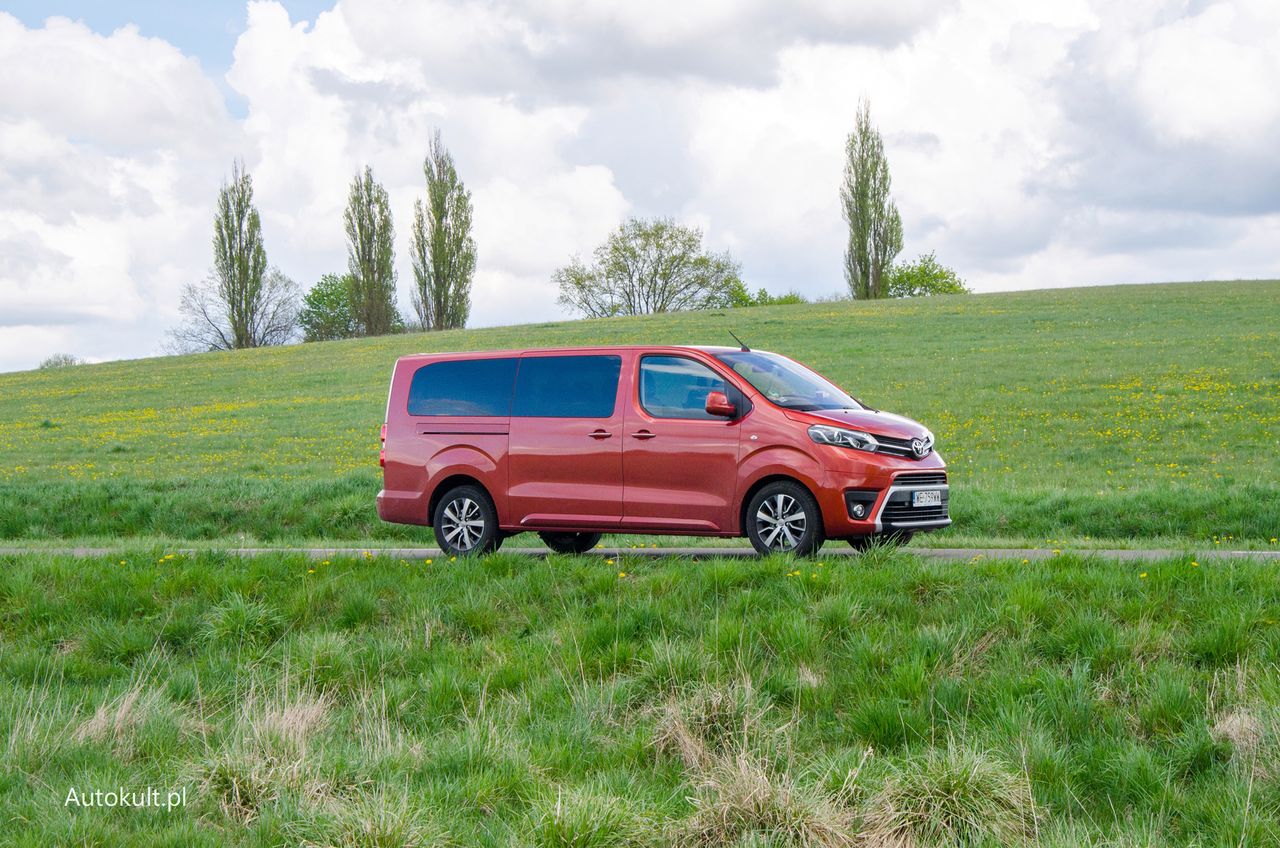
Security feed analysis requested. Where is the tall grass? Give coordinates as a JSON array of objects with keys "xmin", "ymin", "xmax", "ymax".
[{"xmin": 1, "ymin": 548, "xmax": 1277, "ymax": 845}]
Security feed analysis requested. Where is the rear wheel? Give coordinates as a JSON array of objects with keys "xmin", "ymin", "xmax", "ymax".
[
  {"xmin": 745, "ymin": 481, "xmax": 825, "ymax": 556},
  {"xmin": 433, "ymin": 485, "xmax": 503, "ymax": 556},
  {"xmin": 538, "ymin": 531, "xmax": 604, "ymax": 554}
]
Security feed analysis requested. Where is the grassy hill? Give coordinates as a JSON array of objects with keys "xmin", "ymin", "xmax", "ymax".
[
  {"xmin": 1, "ymin": 279, "xmax": 1278, "ymax": 545},
  {"xmin": 4, "ymin": 282, "xmax": 1280, "ymax": 846}
]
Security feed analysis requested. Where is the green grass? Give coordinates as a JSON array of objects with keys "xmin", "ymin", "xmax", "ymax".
[
  {"xmin": 1, "ymin": 279, "xmax": 1278, "ymax": 546},
  {"xmin": 2, "ymin": 548, "xmax": 1278, "ymax": 846}
]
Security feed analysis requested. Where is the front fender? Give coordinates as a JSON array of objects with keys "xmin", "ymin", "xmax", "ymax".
[{"xmin": 736, "ymin": 444, "xmax": 826, "ymax": 528}]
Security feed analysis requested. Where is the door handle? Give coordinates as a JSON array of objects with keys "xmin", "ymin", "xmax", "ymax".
[
  {"xmin": 631, "ymin": 430, "xmax": 656, "ymax": 440},
  {"xmin": 588, "ymin": 429, "xmax": 612, "ymax": 439}
]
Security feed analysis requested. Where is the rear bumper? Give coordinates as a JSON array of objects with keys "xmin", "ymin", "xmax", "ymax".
[{"xmin": 376, "ymin": 488, "xmax": 430, "ymax": 526}]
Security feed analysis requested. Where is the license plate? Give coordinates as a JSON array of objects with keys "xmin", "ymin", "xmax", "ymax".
[{"xmin": 912, "ymin": 490, "xmax": 942, "ymax": 508}]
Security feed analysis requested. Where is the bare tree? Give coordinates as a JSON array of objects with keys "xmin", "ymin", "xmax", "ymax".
[
  {"xmin": 344, "ymin": 166, "xmax": 399, "ymax": 336},
  {"xmin": 411, "ymin": 130, "xmax": 476, "ymax": 331},
  {"xmin": 169, "ymin": 160, "xmax": 299, "ymax": 351},
  {"xmin": 841, "ymin": 99, "xmax": 902, "ymax": 299},
  {"xmin": 556, "ymin": 218, "xmax": 744, "ymax": 318},
  {"xmin": 170, "ymin": 268, "xmax": 299, "ymax": 352}
]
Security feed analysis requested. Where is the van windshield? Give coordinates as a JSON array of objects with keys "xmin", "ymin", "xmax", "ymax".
[{"xmin": 714, "ymin": 351, "xmax": 863, "ymax": 412}]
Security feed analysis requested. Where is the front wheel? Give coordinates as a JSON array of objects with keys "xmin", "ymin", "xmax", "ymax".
[
  {"xmin": 538, "ymin": 531, "xmax": 603, "ymax": 555},
  {"xmin": 433, "ymin": 485, "xmax": 503, "ymax": 557},
  {"xmin": 745, "ymin": 481, "xmax": 825, "ymax": 556}
]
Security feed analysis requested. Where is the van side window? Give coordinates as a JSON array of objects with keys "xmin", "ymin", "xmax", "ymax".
[
  {"xmin": 407, "ymin": 358, "xmax": 518, "ymax": 416},
  {"xmin": 514, "ymin": 355, "xmax": 621, "ymax": 418},
  {"xmin": 639, "ymin": 355, "xmax": 730, "ymax": 419}
]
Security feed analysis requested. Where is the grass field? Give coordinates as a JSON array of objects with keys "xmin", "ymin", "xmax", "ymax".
[
  {"xmin": 1, "ymin": 279, "xmax": 1278, "ymax": 548},
  {"xmin": 3, "ymin": 548, "xmax": 1278, "ymax": 846},
  {"xmin": 3, "ymin": 281, "xmax": 1279, "ymax": 846}
]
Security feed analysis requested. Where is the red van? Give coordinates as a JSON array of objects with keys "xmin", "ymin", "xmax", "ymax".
[{"xmin": 377, "ymin": 346, "xmax": 948, "ymax": 556}]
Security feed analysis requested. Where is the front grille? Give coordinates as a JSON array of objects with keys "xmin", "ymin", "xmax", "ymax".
[
  {"xmin": 882, "ymin": 502, "xmax": 950, "ymax": 522},
  {"xmin": 874, "ymin": 434, "xmax": 928, "ymax": 459},
  {"xmin": 879, "ymin": 482, "xmax": 950, "ymax": 527},
  {"xmin": 894, "ymin": 471, "xmax": 947, "ymax": 486}
]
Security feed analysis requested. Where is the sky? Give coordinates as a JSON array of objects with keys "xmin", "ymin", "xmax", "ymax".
[{"xmin": 1, "ymin": 0, "xmax": 1277, "ymax": 372}]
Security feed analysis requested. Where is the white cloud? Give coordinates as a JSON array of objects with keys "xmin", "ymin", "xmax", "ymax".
[{"xmin": 1, "ymin": 0, "xmax": 1277, "ymax": 372}]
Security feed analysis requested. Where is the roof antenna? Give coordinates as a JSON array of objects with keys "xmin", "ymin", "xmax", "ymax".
[{"xmin": 728, "ymin": 330, "xmax": 750, "ymax": 352}]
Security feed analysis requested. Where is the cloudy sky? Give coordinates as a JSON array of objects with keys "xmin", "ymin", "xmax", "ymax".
[{"xmin": 1, "ymin": 0, "xmax": 1277, "ymax": 372}]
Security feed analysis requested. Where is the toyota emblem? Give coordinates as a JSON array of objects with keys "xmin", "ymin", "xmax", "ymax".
[{"xmin": 910, "ymin": 437, "xmax": 928, "ymax": 458}]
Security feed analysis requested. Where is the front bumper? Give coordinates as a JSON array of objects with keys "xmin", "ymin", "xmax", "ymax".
[
  {"xmin": 817, "ymin": 457, "xmax": 951, "ymax": 537},
  {"xmin": 870, "ymin": 482, "xmax": 951, "ymax": 533}
]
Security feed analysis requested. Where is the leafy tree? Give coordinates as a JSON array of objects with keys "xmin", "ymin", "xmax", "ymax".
[
  {"xmin": 411, "ymin": 131, "xmax": 476, "ymax": 331},
  {"xmin": 38, "ymin": 353, "xmax": 83, "ymax": 369},
  {"xmin": 887, "ymin": 252, "xmax": 970, "ymax": 298},
  {"xmin": 170, "ymin": 161, "xmax": 299, "ymax": 351},
  {"xmin": 730, "ymin": 286, "xmax": 808, "ymax": 307},
  {"xmin": 840, "ymin": 99, "xmax": 902, "ymax": 299},
  {"xmin": 344, "ymin": 166, "xmax": 398, "ymax": 336},
  {"xmin": 556, "ymin": 218, "xmax": 743, "ymax": 318},
  {"xmin": 299, "ymin": 274, "xmax": 359, "ymax": 341}
]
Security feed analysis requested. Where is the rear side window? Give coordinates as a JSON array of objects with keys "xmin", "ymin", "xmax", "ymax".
[
  {"xmin": 407, "ymin": 358, "xmax": 518, "ymax": 416},
  {"xmin": 639, "ymin": 355, "xmax": 729, "ymax": 419},
  {"xmin": 514, "ymin": 355, "xmax": 621, "ymax": 418}
]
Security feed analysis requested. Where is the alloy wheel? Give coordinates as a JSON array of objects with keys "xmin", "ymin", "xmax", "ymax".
[
  {"xmin": 755, "ymin": 493, "xmax": 807, "ymax": 552},
  {"xmin": 440, "ymin": 496, "xmax": 485, "ymax": 552}
]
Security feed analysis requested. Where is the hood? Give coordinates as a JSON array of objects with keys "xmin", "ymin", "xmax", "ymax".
[{"xmin": 784, "ymin": 407, "xmax": 929, "ymax": 440}]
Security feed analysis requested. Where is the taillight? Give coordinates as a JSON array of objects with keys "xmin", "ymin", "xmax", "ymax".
[{"xmin": 379, "ymin": 423, "xmax": 387, "ymax": 468}]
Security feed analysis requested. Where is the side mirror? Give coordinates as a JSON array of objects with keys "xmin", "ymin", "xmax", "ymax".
[{"xmin": 705, "ymin": 391, "xmax": 737, "ymax": 418}]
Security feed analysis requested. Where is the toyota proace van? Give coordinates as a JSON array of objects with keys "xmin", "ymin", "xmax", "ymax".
[{"xmin": 377, "ymin": 346, "xmax": 949, "ymax": 556}]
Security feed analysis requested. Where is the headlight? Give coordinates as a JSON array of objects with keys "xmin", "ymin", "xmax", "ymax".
[{"xmin": 808, "ymin": 424, "xmax": 879, "ymax": 453}]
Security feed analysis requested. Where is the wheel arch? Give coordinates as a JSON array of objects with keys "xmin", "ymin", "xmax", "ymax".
[
  {"xmin": 426, "ymin": 474, "xmax": 493, "ymax": 527},
  {"xmin": 737, "ymin": 474, "xmax": 822, "ymax": 536}
]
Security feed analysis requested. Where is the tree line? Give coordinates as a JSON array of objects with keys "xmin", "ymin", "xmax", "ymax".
[
  {"xmin": 167, "ymin": 100, "xmax": 965, "ymax": 354},
  {"xmin": 169, "ymin": 130, "xmax": 476, "ymax": 352}
]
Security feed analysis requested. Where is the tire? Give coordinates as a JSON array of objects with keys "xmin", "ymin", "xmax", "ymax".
[
  {"xmin": 848, "ymin": 531, "xmax": 914, "ymax": 551},
  {"xmin": 432, "ymin": 485, "xmax": 503, "ymax": 556},
  {"xmin": 745, "ymin": 481, "xmax": 825, "ymax": 556},
  {"xmin": 538, "ymin": 531, "xmax": 604, "ymax": 555}
]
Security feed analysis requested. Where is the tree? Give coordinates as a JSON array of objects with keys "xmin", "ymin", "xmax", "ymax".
[
  {"xmin": 299, "ymin": 274, "xmax": 359, "ymax": 341},
  {"xmin": 171, "ymin": 268, "xmax": 300, "ymax": 352},
  {"xmin": 344, "ymin": 166, "xmax": 398, "ymax": 336},
  {"xmin": 555, "ymin": 218, "xmax": 743, "ymax": 318},
  {"xmin": 728, "ymin": 285, "xmax": 809, "ymax": 307},
  {"xmin": 38, "ymin": 353, "xmax": 83, "ymax": 369},
  {"xmin": 886, "ymin": 252, "xmax": 970, "ymax": 298},
  {"xmin": 840, "ymin": 99, "xmax": 902, "ymax": 300},
  {"xmin": 169, "ymin": 160, "xmax": 299, "ymax": 352},
  {"xmin": 411, "ymin": 131, "xmax": 476, "ymax": 331}
]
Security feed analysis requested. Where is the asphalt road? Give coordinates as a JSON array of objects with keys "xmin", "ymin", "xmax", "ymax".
[{"xmin": 2, "ymin": 546, "xmax": 1277, "ymax": 561}]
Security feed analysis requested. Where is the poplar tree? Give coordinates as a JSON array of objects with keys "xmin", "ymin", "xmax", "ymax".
[
  {"xmin": 411, "ymin": 130, "xmax": 476, "ymax": 330},
  {"xmin": 840, "ymin": 99, "xmax": 903, "ymax": 299},
  {"xmin": 344, "ymin": 166, "xmax": 399, "ymax": 336}
]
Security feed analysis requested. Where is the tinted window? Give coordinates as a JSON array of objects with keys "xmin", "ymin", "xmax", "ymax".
[
  {"xmin": 407, "ymin": 358, "xmax": 517, "ymax": 416},
  {"xmin": 514, "ymin": 355, "xmax": 621, "ymax": 418},
  {"xmin": 640, "ymin": 356, "xmax": 729, "ymax": 420}
]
